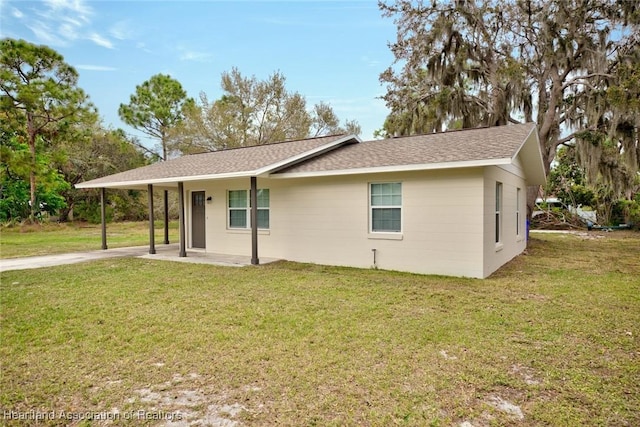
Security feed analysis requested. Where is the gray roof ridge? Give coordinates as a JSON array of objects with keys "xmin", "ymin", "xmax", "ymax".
[
  {"xmin": 182, "ymin": 133, "xmax": 350, "ymax": 157},
  {"xmin": 360, "ymin": 122, "xmax": 535, "ymax": 143}
]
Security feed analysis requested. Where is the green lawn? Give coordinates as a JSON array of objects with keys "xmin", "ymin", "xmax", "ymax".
[
  {"xmin": 1, "ymin": 230, "xmax": 638, "ymax": 426},
  {"xmin": 0, "ymin": 221, "xmax": 179, "ymax": 258}
]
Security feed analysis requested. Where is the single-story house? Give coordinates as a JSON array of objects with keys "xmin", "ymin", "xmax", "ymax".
[{"xmin": 76, "ymin": 122, "xmax": 545, "ymax": 278}]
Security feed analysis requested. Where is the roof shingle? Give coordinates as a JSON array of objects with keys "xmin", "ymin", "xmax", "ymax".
[
  {"xmin": 77, "ymin": 123, "xmax": 541, "ymax": 189},
  {"xmin": 76, "ymin": 134, "xmax": 352, "ymax": 188},
  {"xmin": 277, "ymin": 123, "xmax": 536, "ymax": 174}
]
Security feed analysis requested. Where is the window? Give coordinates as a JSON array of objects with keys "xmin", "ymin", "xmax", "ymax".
[
  {"xmin": 516, "ymin": 187, "xmax": 521, "ymax": 236},
  {"xmin": 256, "ymin": 189, "xmax": 270, "ymax": 229},
  {"xmin": 495, "ymin": 182, "xmax": 503, "ymax": 243},
  {"xmin": 228, "ymin": 190, "xmax": 247, "ymax": 228},
  {"xmin": 228, "ymin": 189, "xmax": 270, "ymax": 229},
  {"xmin": 370, "ymin": 182, "xmax": 402, "ymax": 232}
]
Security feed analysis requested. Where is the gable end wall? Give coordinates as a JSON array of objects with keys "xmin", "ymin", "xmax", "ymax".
[{"xmin": 482, "ymin": 164, "xmax": 528, "ymax": 277}]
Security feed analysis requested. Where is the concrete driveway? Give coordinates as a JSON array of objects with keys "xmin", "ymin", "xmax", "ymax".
[{"xmin": 0, "ymin": 244, "xmax": 279, "ymax": 272}]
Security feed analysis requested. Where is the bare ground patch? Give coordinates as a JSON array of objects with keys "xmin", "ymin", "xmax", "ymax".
[{"xmin": 125, "ymin": 373, "xmax": 258, "ymax": 426}]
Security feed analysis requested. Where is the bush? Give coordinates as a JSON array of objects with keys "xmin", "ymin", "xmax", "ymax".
[
  {"xmin": 110, "ymin": 191, "xmax": 147, "ymax": 222},
  {"xmin": 614, "ymin": 196, "xmax": 640, "ymax": 229},
  {"xmin": 74, "ymin": 199, "xmax": 113, "ymax": 224}
]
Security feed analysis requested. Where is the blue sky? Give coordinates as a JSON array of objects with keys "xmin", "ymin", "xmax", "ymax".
[{"xmin": 1, "ymin": 0, "xmax": 398, "ymax": 146}]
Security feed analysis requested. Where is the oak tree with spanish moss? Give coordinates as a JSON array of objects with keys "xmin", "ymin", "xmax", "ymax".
[{"xmin": 379, "ymin": 0, "xmax": 639, "ymax": 216}]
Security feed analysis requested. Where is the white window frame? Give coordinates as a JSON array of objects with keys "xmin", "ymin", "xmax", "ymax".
[
  {"xmin": 369, "ymin": 182, "xmax": 402, "ymax": 233},
  {"xmin": 228, "ymin": 189, "xmax": 248, "ymax": 229},
  {"xmin": 495, "ymin": 182, "xmax": 503, "ymax": 244},
  {"xmin": 227, "ymin": 189, "xmax": 270, "ymax": 230},
  {"xmin": 516, "ymin": 187, "xmax": 521, "ymax": 236}
]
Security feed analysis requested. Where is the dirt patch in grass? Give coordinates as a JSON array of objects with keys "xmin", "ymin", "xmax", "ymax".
[{"xmin": 126, "ymin": 372, "xmax": 249, "ymax": 426}]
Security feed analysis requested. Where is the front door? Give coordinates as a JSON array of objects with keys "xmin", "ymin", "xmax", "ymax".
[{"xmin": 191, "ymin": 191, "xmax": 206, "ymax": 248}]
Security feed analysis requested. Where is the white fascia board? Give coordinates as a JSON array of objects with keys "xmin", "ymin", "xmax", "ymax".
[
  {"xmin": 511, "ymin": 124, "xmax": 540, "ymax": 164},
  {"xmin": 269, "ymin": 158, "xmax": 512, "ymax": 179},
  {"xmin": 74, "ymin": 183, "xmax": 152, "ymax": 190},
  {"xmin": 512, "ymin": 124, "xmax": 546, "ymax": 185},
  {"xmin": 255, "ymin": 134, "xmax": 361, "ymax": 176},
  {"xmin": 75, "ymin": 170, "xmax": 256, "ymax": 189}
]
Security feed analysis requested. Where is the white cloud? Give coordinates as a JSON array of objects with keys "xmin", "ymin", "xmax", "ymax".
[
  {"xmin": 179, "ymin": 50, "xmax": 214, "ymax": 62},
  {"xmin": 43, "ymin": 0, "xmax": 92, "ymax": 20},
  {"xmin": 87, "ymin": 32, "xmax": 114, "ymax": 49},
  {"xmin": 60, "ymin": 14, "xmax": 85, "ymax": 28},
  {"xmin": 17, "ymin": 0, "xmax": 114, "ymax": 49},
  {"xmin": 109, "ymin": 20, "xmax": 134, "ymax": 40},
  {"xmin": 26, "ymin": 21, "xmax": 67, "ymax": 46},
  {"xmin": 176, "ymin": 44, "xmax": 213, "ymax": 62},
  {"xmin": 58, "ymin": 22, "xmax": 79, "ymax": 41},
  {"xmin": 12, "ymin": 7, "xmax": 23, "ymax": 18},
  {"xmin": 75, "ymin": 64, "xmax": 117, "ymax": 71}
]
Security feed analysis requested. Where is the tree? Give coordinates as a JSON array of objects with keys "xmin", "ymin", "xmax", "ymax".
[
  {"xmin": 1, "ymin": 38, "xmax": 92, "ymax": 221},
  {"xmin": 311, "ymin": 101, "xmax": 362, "ymax": 137},
  {"xmin": 118, "ymin": 73, "xmax": 193, "ymax": 160},
  {"xmin": 379, "ymin": 0, "xmax": 639, "ymax": 214},
  {"xmin": 119, "ymin": 73, "xmax": 193, "ymax": 242},
  {"xmin": 546, "ymin": 147, "xmax": 596, "ymax": 209},
  {"xmin": 0, "ymin": 117, "xmax": 68, "ymax": 222},
  {"xmin": 380, "ymin": 1, "xmax": 531, "ymax": 134},
  {"xmin": 572, "ymin": 39, "xmax": 640, "ymax": 199},
  {"xmin": 56, "ymin": 124, "xmax": 148, "ymax": 222},
  {"xmin": 170, "ymin": 67, "xmax": 361, "ymax": 154}
]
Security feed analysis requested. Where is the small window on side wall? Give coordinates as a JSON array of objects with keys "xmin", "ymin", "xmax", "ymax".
[
  {"xmin": 495, "ymin": 182, "xmax": 503, "ymax": 243},
  {"xmin": 370, "ymin": 182, "xmax": 402, "ymax": 232},
  {"xmin": 516, "ymin": 187, "xmax": 521, "ymax": 236}
]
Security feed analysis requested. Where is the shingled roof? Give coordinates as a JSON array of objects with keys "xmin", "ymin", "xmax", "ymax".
[
  {"xmin": 76, "ymin": 123, "xmax": 545, "ymax": 189},
  {"xmin": 275, "ymin": 122, "xmax": 540, "ymax": 175},
  {"xmin": 76, "ymin": 134, "xmax": 358, "ymax": 189}
]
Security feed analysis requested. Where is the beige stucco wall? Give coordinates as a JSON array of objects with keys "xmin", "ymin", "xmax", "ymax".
[
  {"xmin": 482, "ymin": 161, "xmax": 528, "ymax": 278},
  {"xmin": 184, "ymin": 167, "xmax": 495, "ymax": 278}
]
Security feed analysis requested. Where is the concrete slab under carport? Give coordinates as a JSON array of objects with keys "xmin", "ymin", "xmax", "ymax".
[
  {"xmin": 137, "ymin": 245, "xmax": 280, "ymax": 267},
  {"xmin": 0, "ymin": 244, "xmax": 280, "ymax": 272}
]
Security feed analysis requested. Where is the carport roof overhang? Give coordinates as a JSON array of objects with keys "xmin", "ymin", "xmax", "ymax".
[{"xmin": 74, "ymin": 134, "xmax": 360, "ymax": 191}]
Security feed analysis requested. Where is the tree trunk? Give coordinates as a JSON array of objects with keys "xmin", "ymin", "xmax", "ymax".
[
  {"xmin": 526, "ymin": 185, "xmax": 539, "ymax": 220},
  {"xmin": 29, "ymin": 168, "xmax": 36, "ymax": 222},
  {"xmin": 27, "ymin": 113, "xmax": 37, "ymax": 222},
  {"xmin": 161, "ymin": 132, "xmax": 168, "ymax": 162},
  {"xmin": 58, "ymin": 203, "xmax": 74, "ymax": 222}
]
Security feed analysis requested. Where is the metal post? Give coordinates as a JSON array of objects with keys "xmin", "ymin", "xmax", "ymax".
[
  {"xmin": 178, "ymin": 182, "xmax": 187, "ymax": 257},
  {"xmin": 100, "ymin": 187, "xmax": 107, "ymax": 250},
  {"xmin": 163, "ymin": 189, "xmax": 170, "ymax": 244},
  {"xmin": 147, "ymin": 184, "xmax": 156, "ymax": 254},
  {"xmin": 250, "ymin": 176, "xmax": 259, "ymax": 265}
]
